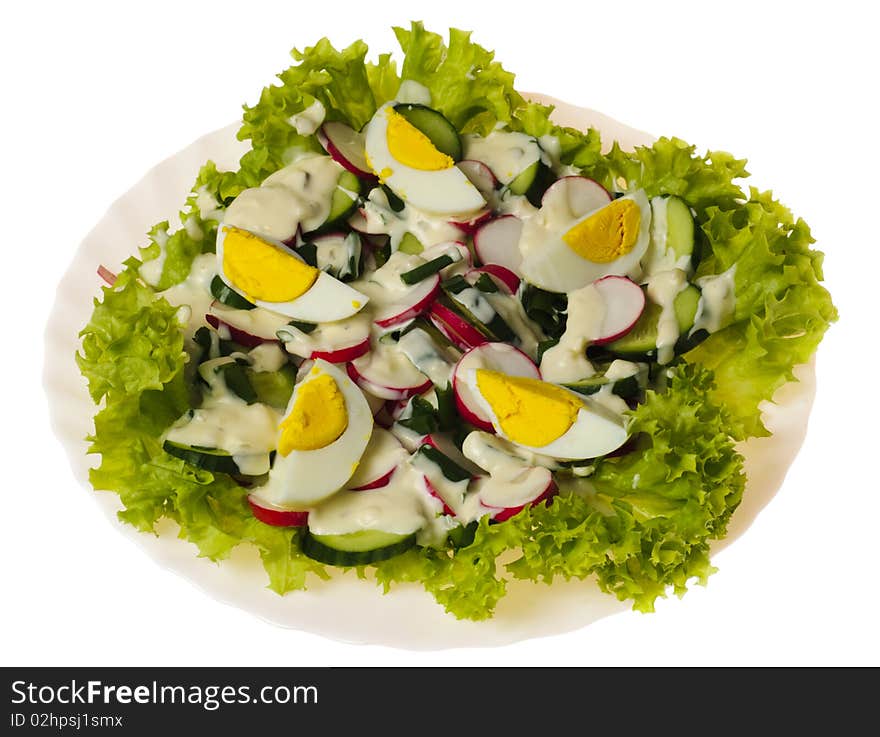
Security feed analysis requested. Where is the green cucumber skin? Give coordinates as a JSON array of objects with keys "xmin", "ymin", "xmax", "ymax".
[
  {"xmin": 163, "ymin": 440, "xmax": 240, "ymax": 474},
  {"xmin": 564, "ymin": 374, "xmax": 640, "ymax": 399},
  {"xmin": 508, "ymin": 161, "xmax": 556, "ymax": 206},
  {"xmin": 307, "ymin": 171, "xmax": 361, "ymax": 235},
  {"xmin": 393, "ymin": 104, "xmax": 462, "ymax": 161},
  {"xmin": 301, "ymin": 532, "xmax": 416, "ymax": 566},
  {"xmin": 210, "ymin": 276, "xmax": 255, "ymax": 310}
]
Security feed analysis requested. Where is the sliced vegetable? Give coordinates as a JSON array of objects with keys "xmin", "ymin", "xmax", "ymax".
[
  {"xmin": 457, "ymin": 159, "xmax": 499, "ymax": 197},
  {"xmin": 162, "ymin": 440, "xmax": 240, "ymax": 474},
  {"xmin": 427, "ymin": 301, "xmax": 489, "ymax": 351},
  {"xmin": 247, "ymin": 364, "xmax": 297, "ymax": 408},
  {"xmin": 247, "ymin": 494, "xmax": 309, "ymax": 527},
  {"xmin": 590, "ymin": 275, "xmax": 647, "ymax": 345},
  {"xmin": 441, "ymin": 276, "xmax": 516, "ymax": 342},
  {"xmin": 540, "ymin": 175, "xmax": 611, "ymax": 218},
  {"xmin": 466, "ymin": 265, "xmax": 520, "ymax": 295},
  {"xmin": 316, "ymin": 121, "xmax": 375, "ymax": 180},
  {"xmin": 394, "ymin": 103, "xmax": 462, "ymax": 160},
  {"xmin": 302, "ymin": 530, "xmax": 416, "ymax": 566},
  {"xmin": 211, "ymin": 275, "xmax": 255, "ymax": 310},
  {"xmin": 473, "ymin": 215, "xmax": 522, "ymax": 272}
]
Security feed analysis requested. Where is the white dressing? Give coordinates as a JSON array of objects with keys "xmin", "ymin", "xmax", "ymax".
[
  {"xmin": 540, "ymin": 281, "xmax": 605, "ymax": 382},
  {"xmin": 462, "ymin": 129, "xmax": 541, "ymax": 184},
  {"xmin": 693, "ymin": 264, "xmax": 737, "ymax": 334},
  {"xmin": 224, "ymin": 154, "xmax": 345, "ymax": 240},
  {"xmin": 397, "ymin": 328, "xmax": 455, "ymax": 387},
  {"xmin": 288, "ymin": 99, "xmax": 326, "ymax": 135},
  {"xmin": 646, "ymin": 268, "xmax": 688, "ymax": 365}
]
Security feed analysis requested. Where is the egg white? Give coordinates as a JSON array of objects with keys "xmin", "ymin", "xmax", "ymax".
[
  {"xmin": 364, "ymin": 103, "xmax": 485, "ymax": 216},
  {"xmin": 519, "ymin": 189, "xmax": 652, "ymax": 294},
  {"xmin": 463, "ymin": 370, "xmax": 628, "ymax": 460},
  {"xmin": 215, "ymin": 225, "xmax": 368, "ymax": 322},
  {"xmin": 249, "ymin": 359, "xmax": 374, "ymax": 508}
]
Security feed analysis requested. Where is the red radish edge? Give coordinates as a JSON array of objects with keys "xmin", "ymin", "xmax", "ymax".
[
  {"xmin": 427, "ymin": 302, "xmax": 488, "ymax": 350},
  {"xmin": 248, "ymin": 495, "xmax": 309, "ymax": 527},
  {"xmin": 457, "ymin": 159, "xmax": 499, "ymax": 196},
  {"xmin": 467, "ymin": 265, "xmax": 520, "ymax": 295},
  {"xmin": 350, "ymin": 467, "xmax": 395, "ymax": 491},
  {"xmin": 205, "ymin": 314, "xmax": 272, "ymax": 348},
  {"xmin": 310, "ymin": 336, "xmax": 370, "ymax": 363},
  {"xmin": 451, "ymin": 343, "xmax": 541, "ymax": 433},
  {"xmin": 589, "ymin": 275, "xmax": 646, "ymax": 345},
  {"xmin": 97, "ymin": 265, "xmax": 117, "ymax": 286},
  {"xmin": 489, "ymin": 479, "xmax": 558, "ymax": 523},
  {"xmin": 374, "ymin": 275, "xmax": 441, "ymax": 329},
  {"xmin": 317, "ymin": 121, "xmax": 376, "ymax": 181},
  {"xmin": 473, "ymin": 215, "xmax": 524, "ymax": 272},
  {"xmin": 449, "ymin": 209, "xmax": 492, "ymax": 235},
  {"xmin": 422, "ymin": 476, "xmax": 457, "ymax": 516},
  {"xmin": 346, "ymin": 362, "xmax": 432, "ymax": 401}
]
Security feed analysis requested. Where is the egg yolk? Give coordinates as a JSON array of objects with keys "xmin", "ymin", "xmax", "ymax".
[
  {"xmin": 385, "ymin": 108, "xmax": 454, "ymax": 172},
  {"xmin": 278, "ymin": 373, "xmax": 348, "ymax": 454},
  {"xmin": 562, "ymin": 198, "xmax": 641, "ymax": 263},
  {"xmin": 221, "ymin": 227, "xmax": 318, "ymax": 302},
  {"xmin": 475, "ymin": 370, "xmax": 583, "ymax": 447}
]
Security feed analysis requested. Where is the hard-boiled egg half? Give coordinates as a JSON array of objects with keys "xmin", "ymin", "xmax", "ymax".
[
  {"xmin": 464, "ymin": 369, "xmax": 628, "ymax": 460},
  {"xmin": 216, "ymin": 225, "xmax": 368, "ymax": 322},
  {"xmin": 519, "ymin": 190, "xmax": 652, "ymax": 293},
  {"xmin": 250, "ymin": 360, "xmax": 374, "ymax": 509},
  {"xmin": 364, "ymin": 103, "xmax": 485, "ymax": 216}
]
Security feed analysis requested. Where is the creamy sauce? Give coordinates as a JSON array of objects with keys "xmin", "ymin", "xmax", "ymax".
[
  {"xmin": 483, "ymin": 292, "xmax": 544, "ymax": 360},
  {"xmin": 194, "ymin": 186, "xmax": 224, "ymax": 222},
  {"xmin": 156, "ymin": 253, "xmax": 217, "ymax": 339},
  {"xmin": 224, "ymin": 154, "xmax": 345, "ymax": 240},
  {"xmin": 139, "ymin": 226, "xmax": 169, "ymax": 286},
  {"xmin": 693, "ymin": 264, "xmax": 737, "ymax": 334},
  {"xmin": 248, "ymin": 343, "xmax": 287, "ymax": 373},
  {"xmin": 410, "ymin": 452, "xmax": 484, "ymax": 523},
  {"xmin": 450, "ymin": 284, "xmax": 496, "ymax": 324},
  {"xmin": 395, "ymin": 80, "xmax": 432, "ymax": 105},
  {"xmin": 209, "ymin": 302, "xmax": 292, "ymax": 340},
  {"xmin": 646, "ymin": 268, "xmax": 688, "ymax": 365},
  {"xmin": 351, "ymin": 333, "xmax": 429, "ymax": 391},
  {"xmin": 397, "ymin": 328, "xmax": 454, "ymax": 387},
  {"xmin": 357, "ymin": 187, "xmax": 463, "ymax": 251},
  {"xmin": 279, "ymin": 311, "xmax": 371, "ymax": 359},
  {"xmin": 288, "ymin": 99, "xmax": 326, "ymax": 135},
  {"xmin": 643, "ymin": 197, "xmax": 693, "ymax": 275},
  {"xmin": 540, "ymin": 282, "xmax": 604, "ymax": 382},
  {"xmin": 462, "ymin": 129, "xmax": 541, "ymax": 184}
]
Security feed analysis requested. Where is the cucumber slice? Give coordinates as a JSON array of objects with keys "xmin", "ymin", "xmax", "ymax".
[
  {"xmin": 302, "ymin": 530, "xmax": 417, "ymax": 566},
  {"xmin": 599, "ymin": 284, "xmax": 701, "ymax": 361},
  {"xmin": 217, "ymin": 362, "xmax": 257, "ymax": 404},
  {"xmin": 508, "ymin": 160, "xmax": 556, "ymax": 207},
  {"xmin": 313, "ymin": 170, "xmax": 361, "ymax": 233},
  {"xmin": 210, "ymin": 276, "xmax": 254, "ymax": 310},
  {"xmin": 441, "ymin": 276, "xmax": 516, "ymax": 342},
  {"xmin": 247, "ymin": 364, "xmax": 297, "ymax": 409},
  {"xmin": 163, "ymin": 440, "xmax": 240, "ymax": 474},
  {"xmin": 394, "ymin": 104, "xmax": 462, "ymax": 161},
  {"xmin": 564, "ymin": 373, "xmax": 641, "ymax": 399},
  {"xmin": 398, "ymin": 232, "xmax": 424, "ymax": 254},
  {"xmin": 665, "ymin": 197, "xmax": 695, "ymax": 262}
]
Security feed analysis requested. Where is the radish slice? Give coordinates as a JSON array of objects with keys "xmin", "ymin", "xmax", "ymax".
[
  {"xmin": 205, "ymin": 314, "xmax": 272, "ymax": 348},
  {"xmin": 590, "ymin": 275, "xmax": 646, "ymax": 345},
  {"xmin": 422, "ymin": 475, "xmax": 456, "ymax": 516},
  {"xmin": 473, "ymin": 215, "xmax": 523, "ymax": 272},
  {"xmin": 452, "ymin": 343, "xmax": 540, "ymax": 432},
  {"xmin": 348, "ymin": 428, "xmax": 408, "ymax": 490},
  {"xmin": 247, "ymin": 494, "xmax": 309, "ymax": 527},
  {"xmin": 347, "ymin": 341, "xmax": 432, "ymax": 400},
  {"xmin": 465, "ymin": 265, "xmax": 520, "ymax": 296},
  {"xmin": 457, "ymin": 159, "xmax": 499, "ymax": 197},
  {"xmin": 317, "ymin": 121, "xmax": 375, "ymax": 180},
  {"xmin": 347, "ymin": 208, "xmax": 386, "ymax": 235},
  {"xmin": 449, "ymin": 209, "xmax": 492, "ymax": 235},
  {"xmin": 480, "ymin": 476, "xmax": 558, "ymax": 523},
  {"xmin": 208, "ymin": 301, "xmax": 290, "ymax": 343},
  {"xmin": 373, "ymin": 274, "xmax": 440, "ymax": 328},
  {"xmin": 540, "ymin": 175, "xmax": 611, "ymax": 219},
  {"xmin": 310, "ymin": 336, "xmax": 370, "ymax": 363},
  {"xmin": 97, "ymin": 265, "xmax": 117, "ymax": 285},
  {"xmin": 427, "ymin": 302, "xmax": 488, "ymax": 351}
]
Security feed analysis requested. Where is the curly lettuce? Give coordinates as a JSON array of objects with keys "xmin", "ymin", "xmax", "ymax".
[{"xmin": 78, "ymin": 23, "xmax": 834, "ymax": 619}]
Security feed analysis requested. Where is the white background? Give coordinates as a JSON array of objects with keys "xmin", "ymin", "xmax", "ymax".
[{"xmin": 3, "ymin": 0, "xmax": 878, "ymax": 665}]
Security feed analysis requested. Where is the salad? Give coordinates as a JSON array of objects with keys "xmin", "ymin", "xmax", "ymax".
[{"xmin": 76, "ymin": 23, "xmax": 836, "ymax": 621}]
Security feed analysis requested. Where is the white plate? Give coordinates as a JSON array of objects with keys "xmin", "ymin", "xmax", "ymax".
[{"xmin": 43, "ymin": 94, "xmax": 816, "ymax": 650}]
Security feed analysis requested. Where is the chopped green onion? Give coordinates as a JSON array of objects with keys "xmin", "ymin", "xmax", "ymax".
[{"xmin": 400, "ymin": 254, "xmax": 455, "ymax": 285}]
